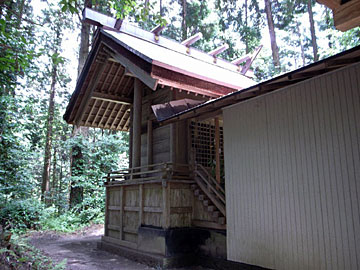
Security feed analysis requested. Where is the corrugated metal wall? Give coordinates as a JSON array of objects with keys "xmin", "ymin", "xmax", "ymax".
[{"xmin": 223, "ymin": 63, "xmax": 360, "ymax": 270}]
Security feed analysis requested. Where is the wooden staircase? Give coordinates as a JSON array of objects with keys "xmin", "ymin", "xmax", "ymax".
[{"xmin": 191, "ymin": 164, "xmax": 226, "ymax": 226}]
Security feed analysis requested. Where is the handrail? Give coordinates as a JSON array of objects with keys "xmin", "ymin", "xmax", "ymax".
[
  {"xmin": 194, "ymin": 163, "xmax": 226, "ymax": 216},
  {"xmin": 105, "ymin": 162, "xmax": 192, "ymax": 183}
]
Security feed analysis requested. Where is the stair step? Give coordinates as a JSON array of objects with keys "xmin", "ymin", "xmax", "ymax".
[
  {"xmin": 218, "ymin": 217, "xmax": 226, "ymax": 225},
  {"xmin": 191, "ymin": 184, "xmax": 197, "ymax": 190},
  {"xmin": 203, "ymin": 200, "xmax": 210, "ymax": 206},
  {"xmin": 194, "ymin": 189, "xmax": 200, "ymax": 196},
  {"xmin": 198, "ymin": 194, "xmax": 205, "ymax": 201},
  {"xmin": 212, "ymin": 211, "xmax": 220, "ymax": 218},
  {"xmin": 207, "ymin": 205, "xmax": 215, "ymax": 212}
]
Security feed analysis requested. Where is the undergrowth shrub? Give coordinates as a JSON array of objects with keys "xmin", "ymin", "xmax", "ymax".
[
  {"xmin": 0, "ymin": 199, "xmax": 44, "ymax": 232},
  {"xmin": 0, "ymin": 234, "xmax": 66, "ymax": 270}
]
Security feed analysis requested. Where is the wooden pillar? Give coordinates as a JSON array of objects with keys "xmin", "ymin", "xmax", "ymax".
[
  {"xmin": 139, "ymin": 184, "xmax": 143, "ymax": 227},
  {"xmin": 104, "ymin": 187, "xmax": 109, "ymax": 236},
  {"xmin": 170, "ymin": 90, "xmax": 176, "ymax": 163},
  {"xmin": 119, "ymin": 186, "xmax": 124, "ymax": 240},
  {"xmin": 147, "ymin": 120, "xmax": 153, "ymax": 166},
  {"xmin": 215, "ymin": 117, "xmax": 221, "ymax": 185},
  {"xmin": 162, "ymin": 183, "xmax": 170, "ymax": 228},
  {"xmin": 132, "ymin": 78, "xmax": 142, "ymax": 168},
  {"xmin": 129, "ymin": 108, "xmax": 133, "ymax": 169}
]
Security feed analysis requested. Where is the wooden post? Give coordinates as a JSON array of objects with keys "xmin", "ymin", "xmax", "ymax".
[
  {"xmin": 162, "ymin": 182, "xmax": 170, "ymax": 228},
  {"xmin": 132, "ymin": 78, "xmax": 142, "ymax": 168},
  {"xmin": 129, "ymin": 108, "xmax": 133, "ymax": 169},
  {"xmin": 147, "ymin": 120, "xmax": 153, "ymax": 167},
  {"xmin": 119, "ymin": 186, "xmax": 124, "ymax": 240},
  {"xmin": 139, "ymin": 184, "xmax": 143, "ymax": 228},
  {"xmin": 104, "ymin": 187, "xmax": 109, "ymax": 236},
  {"xmin": 215, "ymin": 117, "xmax": 221, "ymax": 185}
]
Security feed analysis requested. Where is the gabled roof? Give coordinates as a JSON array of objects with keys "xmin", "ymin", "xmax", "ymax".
[
  {"xmin": 64, "ymin": 8, "xmax": 256, "ymax": 130},
  {"xmin": 160, "ymin": 45, "xmax": 360, "ymax": 124}
]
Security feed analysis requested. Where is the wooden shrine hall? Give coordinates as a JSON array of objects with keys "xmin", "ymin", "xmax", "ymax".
[{"xmin": 64, "ymin": 8, "xmax": 257, "ymax": 268}]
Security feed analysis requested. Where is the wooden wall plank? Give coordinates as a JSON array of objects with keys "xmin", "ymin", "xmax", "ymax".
[{"xmin": 223, "ymin": 63, "xmax": 360, "ymax": 270}]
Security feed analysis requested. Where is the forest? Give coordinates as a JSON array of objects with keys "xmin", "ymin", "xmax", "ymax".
[{"xmin": 0, "ymin": 0, "xmax": 359, "ymax": 268}]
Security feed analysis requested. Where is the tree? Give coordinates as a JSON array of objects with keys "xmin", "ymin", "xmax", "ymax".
[
  {"xmin": 307, "ymin": 0, "xmax": 318, "ymax": 61},
  {"xmin": 264, "ymin": 0, "xmax": 280, "ymax": 67},
  {"xmin": 40, "ymin": 6, "xmax": 70, "ymax": 204}
]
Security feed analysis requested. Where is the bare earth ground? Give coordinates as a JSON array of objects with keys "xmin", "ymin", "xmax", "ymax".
[{"xmin": 28, "ymin": 224, "xmax": 212, "ymax": 270}]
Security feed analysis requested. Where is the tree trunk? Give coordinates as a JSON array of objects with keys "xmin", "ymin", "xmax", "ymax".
[
  {"xmin": 296, "ymin": 22, "xmax": 306, "ymax": 66},
  {"xmin": 264, "ymin": 0, "xmax": 280, "ymax": 67},
  {"xmin": 41, "ymin": 53, "xmax": 58, "ymax": 203},
  {"xmin": 182, "ymin": 0, "xmax": 187, "ymax": 40},
  {"xmin": 70, "ymin": 0, "xmax": 92, "ymax": 208},
  {"xmin": 160, "ymin": 0, "xmax": 163, "ymax": 16},
  {"xmin": 307, "ymin": 0, "xmax": 318, "ymax": 61},
  {"xmin": 77, "ymin": 0, "xmax": 91, "ymax": 78},
  {"xmin": 245, "ymin": 0, "xmax": 249, "ymax": 54}
]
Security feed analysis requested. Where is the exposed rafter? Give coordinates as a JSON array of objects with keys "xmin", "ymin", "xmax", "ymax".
[
  {"xmin": 181, "ymin": 32, "xmax": 202, "ymax": 47},
  {"xmin": 317, "ymin": 0, "xmax": 360, "ymax": 31}
]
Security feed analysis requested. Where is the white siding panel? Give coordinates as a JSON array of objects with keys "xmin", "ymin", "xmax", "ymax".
[{"xmin": 223, "ymin": 63, "xmax": 360, "ymax": 270}]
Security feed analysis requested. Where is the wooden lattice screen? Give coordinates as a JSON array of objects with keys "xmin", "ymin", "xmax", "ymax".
[{"xmin": 190, "ymin": 120, "xmax": 224, "ymax": 179}]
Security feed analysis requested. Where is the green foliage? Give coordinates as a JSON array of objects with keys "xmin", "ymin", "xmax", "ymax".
[
  {"xmin": 0, "ymin": 234, "xmax": 66, "ymax": 269},
  {"xmin": 0, "ymin": 199, "xmax": 44, "ymax": 232}
]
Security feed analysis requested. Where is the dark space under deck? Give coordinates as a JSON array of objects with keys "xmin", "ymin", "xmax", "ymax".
[{"xmin": 98, "ymin": 225, "xmax": 270, "ymax": 270}]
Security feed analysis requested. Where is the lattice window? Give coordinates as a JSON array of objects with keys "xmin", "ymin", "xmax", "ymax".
[{"xmin": 190, "ymin": 121, "xmax": 224, "ymax": 176}]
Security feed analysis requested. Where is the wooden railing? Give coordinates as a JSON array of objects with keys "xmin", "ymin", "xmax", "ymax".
[
  {"xmin": 194, "ymin": 164, "xmax": 226, "ymax": 216},
  {"xmin": 105, "ymin": 162, "xmax": 192, "ymax": 184}
]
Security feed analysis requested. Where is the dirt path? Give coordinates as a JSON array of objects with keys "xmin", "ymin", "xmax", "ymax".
[{"xmin": 28, "ymin": 225, "xmax": 211, "ymax": 270}]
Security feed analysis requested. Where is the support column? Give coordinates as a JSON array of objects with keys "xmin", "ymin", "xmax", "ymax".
[
  {"xmin": 215, "ymin": 117, "xmax": 221, "ymax": 185},
  {"xmin": 132, "ymin": 78, "xmax": 142, "ymax": 168},
  {"xmin": 147, "ymin": 120, "xmax": 153, "ymax": 166},
  {"xmin": 129, "ymin": 108, "xmax": 133, "ymax": 169}
]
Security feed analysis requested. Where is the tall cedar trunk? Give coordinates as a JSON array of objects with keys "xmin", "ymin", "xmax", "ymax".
[
  {"xmin": 182, "ymin": 0, "xmax": 187, "ymax": 40},
  {"xmin": 307, "ymin": 0, "xmax": 318, "ymax": 61},
  {"xmin": 245, "ymin": 0, "xmax": 249, "ymax": 54},
  {"xmin": 77, "ymin": 1, "xmax": 91, "ymax": 77},
  {"xmin": 264, "ymin": 0, "xmax": 280, "ymax": 67},
  {"xmin": 70, "ymin": 144, "xmax": 84, "ymax": 208},
  {"xmin": 296, "ymin": 22, "xmax": 306, "ymax": 66},
  {"xmin": 52, "ymin": 147, "xmax": 57, "ymax": 203},
  {"xmin": 70, "ymin": 0, "xmax": 91, "ymax": 208},
  {"xmin": 41, "ymin": 52, "xmax": 58, "ymax": 203},
  {"xmin": 160, "ymin": 0, "xmax": 163, "ymax": 16}
]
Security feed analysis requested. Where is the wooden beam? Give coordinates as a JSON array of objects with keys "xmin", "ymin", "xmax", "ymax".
[
  {"xmin": 215, "ymin": 117, "xmax": 221, "ymax": 186},
  {"xmin": 75, "ymin": 61, "xmax": 108, "ymax": 126},
  {"xmin": 110, "ymin": 104, "xmax": 124, "ymax": 130},
  {"xmin": 192, "ymin": 220, "xmax": 226, "ymax": 230},
  {"xmin": 92, "ymin": 92, "xmax": 132, "ymax": 104},
  {"xmin": 208, "ymin": 44, "xmax": 229, "ymax": 56},
  {"xmin": 151, "ymin": 24, "xmax": 166, "ymax": 40},
  {"xmin": 84, "ymin": 100, "xmax": 98, "ymax": 126},
  {"xmin": 99, "ymin": 101, "xmax": 111, "ymax": 128},
  {"xmin": 99, "ymin": 62, "xmax": 114, "ymax": 93},
  {"xmin": 109, "ymin": 66, "xmax": 124, "ymax": 95},
  {"xmin": 231, "ymin": 55, "xmax": 251, "ymax": 66},
  {"xmin": 91, "ymin": 100, "xmax": 104, "ymax": 126},
  {"xmin": 117, "ymin": 109, "xmax": 129, "ymax": 130},
  {"xmin": 334, "ymin": 0, "xmax": 360, "ymax": 31},
  {"xmin": 181, "ymin": 32, "xmax": 203, "ymax": 47},
  {"xmin": 104, "ymin": 103, "xmax": 119, "ymax": 128},
  {"xmin": 316, "ymin": 0, "xmax": 341, "ymax": 10},
  {"xmin": 123, "ymin": 112, "xmax": 131, "ymax": 131},
  {"xmin": 104, "ymin": 47, "xmax": 158, "ymax": 90},
  {"xmin": 132, "ymin": 78, "xmax": 142, "ymax": 168}
]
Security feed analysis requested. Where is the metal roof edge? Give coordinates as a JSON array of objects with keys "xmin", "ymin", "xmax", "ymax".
[{"xmin": 159, "ymin": 44, "xmax": 360, "ymax": 124}]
